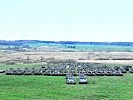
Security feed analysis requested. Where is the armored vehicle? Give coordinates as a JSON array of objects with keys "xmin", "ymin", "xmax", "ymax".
[
  {"xmin": 114, "ymin": 71, "xmax": 123, "ymax": 76},
  {"xmin": 24, "ymin": 68, "xmax": 32, "ymax": 75},
  {"xmin": 5, "ymin": 68, "xmax": 15, "ymax": 75},
  {"xmin": 79, "ymin": 74, "xmax": 88, "ymax": 84},
  {"xmin": 14, "ymin": 68, "xmax": 24, "ymax": 75},
  {"xmin": 66, "ymin": 74, "xmax": 76, "ymax": 84}
]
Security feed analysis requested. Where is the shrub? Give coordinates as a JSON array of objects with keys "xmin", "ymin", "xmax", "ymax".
[{"xmin": 46, "ymin": 59, "xmax": 76, "ymax": 64}]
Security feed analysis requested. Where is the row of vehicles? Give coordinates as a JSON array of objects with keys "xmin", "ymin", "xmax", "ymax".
[
  {"xmin": 66, "ymin": 74, "xmax": 88, "ymax": 84},
  {"xmin": 4, "ymin": 63, "xmax": 133, "ymax": 76},
  {"xmin": 5, "ymin": 67, "xmax": 124, "ymax": 76}
]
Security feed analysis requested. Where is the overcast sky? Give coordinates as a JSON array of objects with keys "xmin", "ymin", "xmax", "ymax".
[{"xmin": 0, "ymin": 0, "xmax": 133, "ymax": 41}]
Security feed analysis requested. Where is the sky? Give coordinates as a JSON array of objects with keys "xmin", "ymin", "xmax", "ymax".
[{"xmin": 0, "ymin": 0, "xmax": 133, "ymax": 42}]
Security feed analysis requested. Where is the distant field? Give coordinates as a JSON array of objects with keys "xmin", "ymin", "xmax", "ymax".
[
  {"xmin": 26, "ymin": 43, "xmax": 133, "ymax": 51},
  {"xmin": 66, "ymin": 44, "xmax": 133, "ymax": 51},
  {"xmin": 1, "ymin": 41, "xmax": 133, "ymax": 52},
  {"xmin": 0, "ymin": 73, "xmax": 133, "ymax": 100},
  {"xmin": 1, "ymin": 51, "xmax": 133, "ymax": 65}
]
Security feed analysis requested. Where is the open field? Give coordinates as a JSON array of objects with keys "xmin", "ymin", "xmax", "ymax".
[
  {"xmin": 0, "ymin": 62, "xmax": 133, "ymax": 99},
  {"xmin": 0, "ymin": 73, "xmax": 133, "ymax": 100},
  {"xmin": 1, "ymin": 51, "xmax": 133, "ymax": 65},
  {"xmin": 1, "ymin": 43, "xmax": 133, "ymax": 99}
]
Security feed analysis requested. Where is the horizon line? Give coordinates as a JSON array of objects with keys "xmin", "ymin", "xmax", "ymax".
[{"xmin": 0, "ymin": 40, "xmax": 133, "ymax": 43}]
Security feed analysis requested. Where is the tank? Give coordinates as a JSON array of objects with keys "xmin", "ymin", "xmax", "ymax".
[
  {"xmin": 95, "ymin": 71, "xmax": 104, "ymax": 76},
  {"xmin": 114, "ymin": 71, "xmax": 123, "ymax": 76},
  {"xmin": 104, "ymin": 71, "xmax": 114, "ymax": 76},
  {"xmin": 86, "ymin": 71, "xmax": 95, "ymax": 76},
  {"xmin": 24, "ymin": 68, "xmax": 32, "ymax": 75},
  {"xmin": 129, "ymin": 68, "xmax": 133, "ymax": 73},
  {"xmin": 119, "ymin": 67, "xmax": 127, "ymax": 73},
  {"xmin": 14, "ymin": 68, "xmax": 24, "ymax": 75},
  {"xmin": 5, "ymin": 68, "xmax": 15, "ymax": 75},
  {"xmin": 33, "ymin": 68, "xmax": 42, "ymax": 75}
]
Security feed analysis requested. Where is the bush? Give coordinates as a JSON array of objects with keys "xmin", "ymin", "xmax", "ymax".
[
  {"xmin": 46, "ymin": 59, "xmax": 76, "ymax": 64},
  {"xmin": 78, "ymin": 58, "xmax": 87, "ymax": 60},
  {"xmin": 95, "ymin": 58, "xmax": 110, "ymax": 60},
  {"xmin": 46, "ymin": 57, "xmax": 55, "ymax": 61},
  {"xmin": 5, "ymin": 61, "xmax": 16, "ymax": 65}
]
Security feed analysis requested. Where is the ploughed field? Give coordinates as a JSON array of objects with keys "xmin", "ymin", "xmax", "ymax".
[{"xmin": 0, "ymin": 63, "xmax": 133, "ymax": 99}]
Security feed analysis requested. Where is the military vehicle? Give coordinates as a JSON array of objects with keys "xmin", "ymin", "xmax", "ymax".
[
  {"xmin": 79, "ymin": 74, "xmax": 88, "ymax": 84},
  {"xmin": 119, "ymin": 67, "xmax": 127, "ymax": 73},
  {"xmin": 129, "ymin": 68, "xmax": 133, "ymax": 73},
  {"xmin": 86, "ymin": 71, "xmax": 95, "ymax": 76},
  {"xmin": 33, "ymin": 68, "xmax": 42, "ymax": 75},
  {"xmin": 14, "ymin": 68, "xmax": 24, "ymax": 75},
  {"xmin": 123, "ymin": 66, "xmax": 132, "ymax": 71},
  {"xmin": 104, "ymin": 71, "xmax": 114, "ymax": 76},
  {"xmin": 66, "ymin": 74, "xmax": 76, "ymax": 84},
  {"xmin": 5, "ymin": 68, "xmax": 15, "ymax": 75},
  {"xmin": 24, "ymin": 68, "xmax": 33, "ymax": 75},
  {"xmin": 95, "ymin": 71, "xmax": 104, "ymax": 76},
  {"xmin": 114, "ymin": 71, "xmax": 123, "ymax": 76}
]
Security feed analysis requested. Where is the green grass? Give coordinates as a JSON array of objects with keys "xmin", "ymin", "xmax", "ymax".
[
  {"xmin": 0, "ymin": 63, "xmax": 133, "ymax": 99},
  {"xmin": 0, "ymin": 74, "xmax": 133, "ymax": 100}
]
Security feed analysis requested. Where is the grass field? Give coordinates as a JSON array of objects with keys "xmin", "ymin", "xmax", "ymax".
[
  {"xmin": 0, "ymin": 73, "xmax": 133, "ymax": 100},
  {"xmin": 0, "ymin": 62, "xmax": 133, "ymax": 99}
]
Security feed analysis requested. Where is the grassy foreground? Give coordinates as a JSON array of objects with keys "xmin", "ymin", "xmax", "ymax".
[{"xmin": 0, "ymin": 74, "xmax": 133, "ymax": 100}]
